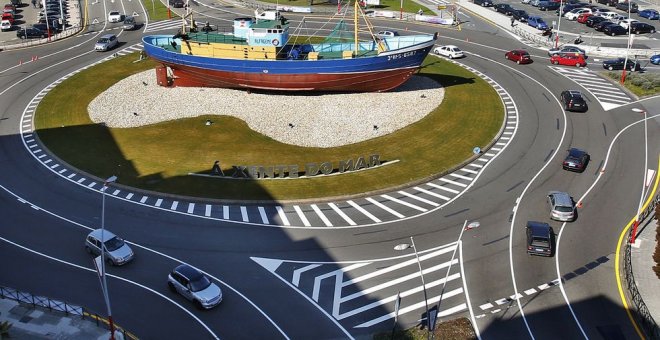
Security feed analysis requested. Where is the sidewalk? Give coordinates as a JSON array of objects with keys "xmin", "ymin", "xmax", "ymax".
[
  {"xmin": 631, "ymin": 215, "xmax": 660, "ymax": 330},
  {"xmin": 0, "ymin": 298, "xmax": 118, "ymax": 339}
]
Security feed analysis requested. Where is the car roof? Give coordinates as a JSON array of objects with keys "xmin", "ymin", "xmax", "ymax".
[
  {"xmin": 174, "ymin": 264, "xmax": 204, "ymax": 280},
  {"xmin": 100, "ymin": 34, "xmax": 115, "ymax": 38},
  {"xmin": 88, "ymin": 229, "xmax": 118, "ymax": 242},
  {"xmin": 527, "ymin": 221, "xmax": 551, "ymax": 235},
  {"xmin": 568, "ymin": 147, "xmax": 586, "ymax": 156},
  {"xmin": 549, "ymin": 191, "xmax": 572, "ymax": 206}
]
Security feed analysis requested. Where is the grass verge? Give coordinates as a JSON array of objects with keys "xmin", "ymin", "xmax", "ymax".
[
  {"xmin": 603, "ymin": 71, "xmax": 660, "ymax": 97},
  {"xmin": 374, "ymin": 317, "xmax": 477, "ymax": 340},
  {"xmin": 34, "ymin": 53, "xmax": 503, "ymax": 201}
]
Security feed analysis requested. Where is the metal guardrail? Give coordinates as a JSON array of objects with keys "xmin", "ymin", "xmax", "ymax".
[
  {"xmin": 0, "ymin": 285, "xmax": 138, "ymax": 340},
  {"xmin": 623, "ymin": 193, "xmax": 660, "ymax": 340}
]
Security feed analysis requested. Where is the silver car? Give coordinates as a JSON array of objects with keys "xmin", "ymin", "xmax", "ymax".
[
  {"xmin": 122, "ymin": 16, "xmax": 136, "ymax": 30},
  {"xmin": 547, "ymin": 191, "xmax": 575, "ymax": 222},
  {"xmin": 168, "ymin": 264, "xmax": 222, "ymax": 309},
  {"xmin": 84, "ymin": 229, "xmax": 135, "ymax": 265},
  {"xmin": 94, "ymin": 34, "xmax": 118, "ymax": 51}
]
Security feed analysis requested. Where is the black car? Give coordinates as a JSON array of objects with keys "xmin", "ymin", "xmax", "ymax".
[
  {"xmin": 31, "ymin": 23, "xmax": 57, "ymax": 34},
  {"xmin": 615, "ymin": 1, "xmax": 637, "ymax": 12},
  {"xmin": 526, "ymin": 221, "xmax": 553, "ymax": 257},
  {"xmin": 563, "ymin": 148, "xmax": 590, "ymax": 172},
  {"xmin": 602, "ymin": 57, "xmax": 641, "ymax": 71},
  {"xmin": 539, "ymin": 2, "xmax": 560, "ymax": 10},
  {"xmin": 495, "ymin": 3, "xmax": 515, "ymax": 15},
  {"xmin": 16, "ymin": 27, "xmax": 46, "ymax": 39},
  {"xmin": 171, "ymin": 0, "xmax": 184, "ymax": 8},
  {"xmin": 560, "ymin": 90, "xmax": 588, "ymax": 112},
  {"xmin": 603, "ymin": 24, "xmax": 628, "ymax": 36},
  {"xmin": 586, "ymin": 15, "xmax": 607, "ymax": 27},
  {"xmin": 557, "ymin": 3, "xmax": 580, "ymax": 15},
  {"xmin": 594, "ymin": 20, "xmax": 616, "ymax": 31},
  {"xmin": 512, "ymin": 9, "xmax": 529, "ymax": 22},
  {"xmin": 474, "ymin": 0, "xmax": 494, "ymax": 7},
  {"xmin": 629, "ymin": 22, "xmax": 655, "ymax": 34}
]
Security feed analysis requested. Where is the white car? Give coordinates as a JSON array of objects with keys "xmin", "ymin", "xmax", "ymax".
[
  {"xmin": 564, "ymin": 8, "xmax": 591, "ymax": 20},
  {"xmin": 376, "ymin": 30, "xmax": 398, "ymax": 38},
  {"xmin": 598, "ymin": 11, "xmax": 619, "ymax": 19},
  {"xmin": 521, "ymin": 0, "xmax": 532, "ymax": 4},
  {"xmin": 618, "ymin": 18, "xmax": 639, "ymax": 29},
  {"xmin": 108, "ymin": 11, "xmax": 122, "ymax": 23},
  {"xmin": 433, "ymin": 45, "xmax": 464, "ymax": 59},
  {"xmin": 0, "ymin": 19, "xmax": 11, "ymax": 31}
]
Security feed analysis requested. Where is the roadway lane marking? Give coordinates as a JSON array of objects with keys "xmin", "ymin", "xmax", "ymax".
[
  {"xmin": 292, "ymin": 264, "xmax": 322, "ymax": 287},
  {"xmin": 450, "ymin": 173, "xmax": 473, "ymax": 181},
  {"xmin": 480, "ymin": 302, "xmax": 494, "ymax": 310},
  {"xmin": 328, "ymin": 203, "xmax": 357, "ymax": 226},
  {"xmin": 258, "ymin": 207, "xmax": 269, "ymax": 224},
  {"xmin": 223, "ymin": 205, "xmax": 229, "ymax": 219},
  {"xmin": 381, "ymin": 194, "xmax": 427, "ymax": 212},
  {"xmin": 44, "ymin": 159, "xmax": 52, "ymax": 164},
  {"xmin": 310, "ymin": 204, "xmax": 333, "ymax": 227},
  {"xmin": 365, "ymin": 197, "xmax": 405, "ymax": 218},
  {"xmin": 155, "ymin": 198, "xmax": 162, "ymax": 207},
  {"xmin": 467, "ymin": 163, "xmax": 483, "ymax": 168},
  {"xmin": 87, "ymin": 182, "xmax": 96, "ymax": 188},
  {"xmin": 413, "ymin": 186, "xmax": 450, "ymax": 201},
  {"xmin": 398, "ymin": 191, "xmax": 439, "ymax": 207},
  {"xmin": 312, "ymin": 262, "xmax": 370, "ymax": 302},
  {"xmin": 461, "ymin": 168, "xmax": 479, "ymax": 174},
  {"xmin": 524, "ymin": 288, "xmax": 537, "ymax": 295},
  {"xmin": 355, "ymin": 301, "xmax": 466, "ymax": 328},
  {"xmin": 125, "ymin": 193, "xmax": 133, "ymax": 200},
  {"xmin": 140, "ymin": 196, "xmax": 148, "ymax": 203},
  {"xmin": 347, "ymin": 200, "xmax": 381, "ymax": 223},
  {"xmin": 439, "ymin": 178, "xmax": 468, "ymax": 188},
  {"xmin": 205, "ymin": 204, "xmax": 211, "ymax": 217},
  {"xmin": 76, "ymin": 178, "xmax": 85, "ymax": 183},
  {"xmin": 112, "ymin": 189, "xmax": 120, "ymax": 195},
  {"xmin": 67, "ymin": 173, "xmax": 75, "ymax": 179},
  {"xmin": 275, "ymin": 206, "xmax": 290, "ymax": 226},
  {"xmin": 293, "ymin": 205, "xmax": 311, "ymax": 227},
  {"xmin": 171, "ymin": 201, "xmax": 178, "ymax": 210},
  {"xmin": 240, "ymin": 206, "xmax": 249, "ymax": 222},
  {"xmin": 187, "ymin": 203, "xmax": 194, "ymax": 214},
  {"xmin": 427, "ymin": 182, "xmax": 459, "ymax": 194}
]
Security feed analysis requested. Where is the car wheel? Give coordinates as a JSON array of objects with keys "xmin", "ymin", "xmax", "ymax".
[
  {"xmin": 85, "ymin": 246, "xmax": 92, "ymax": 254},
  {"xmin": 553, "ymin": 60, "xmax": 559, "ymax": 65},
  {"xmin": 575, "ymin": 63, "xmax": 581, "ymax": 68},
  {"xmin": 168, "ymin": 282, "xmax": 177, "ymax": 293},
  {"xmin": 106, "ymin": 258, "xmax": 115, "ymax": 266},
  {"xmin": 194, "ymin": 300, "xmax": 204, "ymax": 310},
  {"xmin": 517, "ymin": 60, "xmax": 521, "ymax": 64},
  {"xmin": 611, "ymin": 32, "xmax": 616, "ymax": 36},
  {"xmin": 608, "ymin": 65, "xmax": 614, "ymax": 70}
]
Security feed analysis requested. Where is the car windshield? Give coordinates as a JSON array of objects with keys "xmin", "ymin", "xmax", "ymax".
[
  {"xmin": 556, "ymin": 206, "xmax": 573, "ymax": 212},
  {"xmin": 531, "ymin": 237, "xmax": 550, "ymax": 247},
  {"xmin": 103, "ymin": 236, "xmax": 125, "ymax": 251},
  {"xmin": 189, "ymin": 275, "xmax": 212, "ymax": 292},
  {"xmin": 98, "ymin": 38, "xmax": 108, "ymax": 43}
]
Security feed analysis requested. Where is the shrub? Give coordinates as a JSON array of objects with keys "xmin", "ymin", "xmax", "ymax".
[
  {"xmin": 641, "ymin": 82, "xmax": 654, "ymax": 90},
  {"xmin": 630, "ymin": 77, "xmax": 645, "ymax": 86}
]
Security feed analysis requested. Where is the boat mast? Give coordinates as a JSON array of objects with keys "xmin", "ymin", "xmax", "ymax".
[{"xmin": 354, "ymin": 0, "xmax": 358, "ymax": 56}]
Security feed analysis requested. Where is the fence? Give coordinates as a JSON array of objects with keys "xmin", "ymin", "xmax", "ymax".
[
  {"xmin": 0, "ymin": 285, "xmax": 138, "ymax": 340},
  {"xmin": 623, "ymin": 193, "xmax": 660, "ymax": 340}
]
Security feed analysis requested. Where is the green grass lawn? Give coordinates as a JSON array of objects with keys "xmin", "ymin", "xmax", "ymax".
[{"xmin": 34, "ymin": 53, "xmax": 503, "ymax": 201}]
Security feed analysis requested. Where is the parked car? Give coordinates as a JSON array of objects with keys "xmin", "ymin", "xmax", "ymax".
[
  {"xmin": 171, "ymin": 0, "xmax": 184, "ymax": 7},
  {"xmin": 474, "ymin": 0, "xmax": 494, "ymax": 6},
  {"xmin": 576, "ymin": 13, "xmax": 593, "ymax": 23},
  {"xmin": 551, "ymin": 53, "xmax": 587, "ymax": 67},
  {"xmin": 31, "ymin": 23, "xmax": 55, "ymax": 34},
  {"xmin": 495, "ymin": 3, "xmax": 515, "ymax": 15},
  {"xmin": 527, "ymin": 15, "xmax": 548, "ymax": 29},
  {"xmin": 548, "ymin": 45, "xmax": 586, "ymax": 57},
  {"xmin": 16, "ymin": 27, "xmax": 46, "ymax": 38},
  {"xmin": 629, "ymin": 22, "xmax": 656, "ymax": 34},
  {"xmin": 505, "ymin": 49, "xmax": 532, "ymax": 64},
  {"xmin": 526, "ymin": 221, "xmax": 553, "ymax": 257},
  {"xmin": 563, "ymin": 147, "xmax": 590, "ymax": 171},
  {"xmin": 107, "ymin": 10, "xmax": 121, "ymax": 23},
  {"xmin": 615, "ymin": 1, "xmax": 637, "ymax": 12},
  {"xmin": 603, "ymin": 24, "xmax": 629, "ymax": 35},
  {"xmin": 638, "ymin": 9, "xmax": 659, "ymax": 20},
  {"xmin": 560, "ymin": 90, "xmax": 588, "ymax": 112},
  {"xmin": 651, "ymin": 54, "xmax": 660, "ymax": 65},
  {"xmin": 1, "ymin": 12, "xmax": 13, "ymax": 24},
  {"xmin": 521, "ymin": 0, "xmax": 532, "ymax": 4},
  {"xmin": 168, "ymin": 264, "xmax": 222, "ymax": 309},
  {"xmin": 586, "ymin": 15, "xmax": 608, "ymax": 27},
  {"xmin": 594, "ymin": 20, "xmax": 617, "ymax": 31},
  {"xmin": 598, "ymin": 11, "xmax": 620, "ymax": 19},
  {"xmin": 565, "ymin": 8, "xmax": 592, "ymax": 20},
  {"xmin": 557, "ymin": 3, "xmax": 581, "ymax": 15},
  {"xmin": 95, "ymin": 34, "xmax": 118, "ymax": 51},
  {"xmin": 376, "ymin": 30, "xmax": 398, "ymax": 38},
  {"xmin": 122, "ymin": 15, "xmax": 136, "ymax": 30},
  {"xmin": 602, "ymin": 57, "xmax": 641, "ymax": 71},
  {"xmin": 512, "ymin": 9, "xmax": 529, "ymax": 22},
  {"xmin": 548, "ymin": 191, "xmax": 575, "ymax": 222},
  {"xmin": 539, "ymin": 2, "xmax": 560, "ymax": 10},
  {"xmin": 618, "ymin": 18, "xmax": 639, "ymax": 29},
  {"xmin": 433, "ymin": 45, "xmax": 464, "ymax": 59},
  {"xmin": 84, "ymin": 229, "xmax": 135, "ymax": 266},
  {"xmin": 0, "ymin": 19, "xmax": 10, "ymax": 31}
]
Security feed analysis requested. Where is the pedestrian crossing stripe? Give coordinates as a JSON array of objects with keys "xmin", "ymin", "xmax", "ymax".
[{"xmin": 548, "ymin": 66, "xmax": 632, "ymax": 111}]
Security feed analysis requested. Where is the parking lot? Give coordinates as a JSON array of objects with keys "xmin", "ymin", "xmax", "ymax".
[{"xmin": 1, "ymin": 0, "xmax": 80, "ymax": 46}]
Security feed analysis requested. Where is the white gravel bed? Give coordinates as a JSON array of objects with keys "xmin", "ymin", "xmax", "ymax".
[{"xmin": 88, "ymin": 70, "xmax": 445, "ymax": 148}]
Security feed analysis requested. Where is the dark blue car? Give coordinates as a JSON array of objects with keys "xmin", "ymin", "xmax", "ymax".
[
  {"xmin": 528, "ymin": 16, "xmax": 548, "ymax": 30},
  {"xmin": 651, "ymin": 54, "xmax": 660, "ymax": 65},
  {"xmin": 638, "ymin": 9, "xmax": 659, "ymax": 20}
]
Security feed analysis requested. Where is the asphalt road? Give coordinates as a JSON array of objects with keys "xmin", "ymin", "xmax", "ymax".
[{"xmin": 0, "ymin": 1, "xmax": 659, "ymax": 339}]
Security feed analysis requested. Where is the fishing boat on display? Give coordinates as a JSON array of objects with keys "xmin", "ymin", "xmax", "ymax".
[{"xmin": 141, "ymin": 1, "xmax": 437, "ymax": 92}]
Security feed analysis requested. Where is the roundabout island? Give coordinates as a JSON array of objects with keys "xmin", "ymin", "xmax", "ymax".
[{"xmin": 33, "ymin": 52, "xmax": 504, "ymax": 201}]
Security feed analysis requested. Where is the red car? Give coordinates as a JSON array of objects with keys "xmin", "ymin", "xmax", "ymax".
[
  {"xmin": 576, "ymin": 13, "xmax": 592, "ymax": 24},
  {"xmin": 550, "ymin": 53, "xmax": 587, "ymax": 67},
  {"xmin": 1, "ymin": 12, "xmax": 13, "ymax": 24},
  {"xmin": 505, "ymin": 49, "xmax": 532, "ymax": 64}
]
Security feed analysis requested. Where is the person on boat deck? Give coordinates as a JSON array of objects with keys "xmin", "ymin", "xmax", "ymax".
[{"xmin": 289, "ymin": 48, "xmax": 300, "ymax": 60}]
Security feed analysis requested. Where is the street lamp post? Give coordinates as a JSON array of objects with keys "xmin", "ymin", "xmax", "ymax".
[
  {"xmin": 400, "ymin": 0, "xmax": 403, "ymax": 20},
  {"xmin": 620, "ymin": 2, "xmax": 633, "ymax": 84},
  {"xmin": 555, "ymin": 0, "xmax": 563, "ymax": 48},
  {"xmin": 394, "ymin": 237, "xmax": 430, "ymax": 340},
  {"xmin": 100, "ymin": 175, "xmax": 117, "ymax": 340}
]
